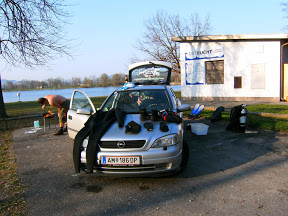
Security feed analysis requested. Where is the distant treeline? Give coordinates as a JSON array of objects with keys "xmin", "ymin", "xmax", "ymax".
[
  {"xmin": 3, "ymin": 73, "xmax": 125, "ymax": 91},
  {"xmin": 3, "ymin": 72, "xmax": 181, "ymax": 91}
]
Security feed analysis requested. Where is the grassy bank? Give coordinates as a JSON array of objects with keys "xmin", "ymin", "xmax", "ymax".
[
  {"xmin": 0, "ymin": 130, "xmax": 26, "ymax": 215},
  {"xmin": 1, "ymin": 96, "xmax": 108, "ymax": 130},
  {"xmin": 4, "ymin": 96, "xmax": 108, "ymax": 117}
]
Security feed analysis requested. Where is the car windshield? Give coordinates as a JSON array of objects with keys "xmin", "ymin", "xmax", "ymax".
[{"xmin": 102, "ymin": 90, "xmax": 172, "ymax": 113}]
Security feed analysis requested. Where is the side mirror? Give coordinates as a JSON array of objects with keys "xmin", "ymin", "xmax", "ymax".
[
  {"xmin": 177, "ymin": 104, "xmax": 191, "ymax": 112},
  {"xmin": 77, "ymin": 108, "xmax": 92, "ymax": 115}
]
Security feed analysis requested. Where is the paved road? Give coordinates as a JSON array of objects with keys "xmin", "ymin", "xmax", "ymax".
[{"xmin": 13, "ymin": 120, "xmax": 288, "ymax": 216}]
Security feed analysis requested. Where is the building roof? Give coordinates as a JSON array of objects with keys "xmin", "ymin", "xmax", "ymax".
[{"xmin": 172, "ymin": 33, "xmax": 288, "ymax": 42}]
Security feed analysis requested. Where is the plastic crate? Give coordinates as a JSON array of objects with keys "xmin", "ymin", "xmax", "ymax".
[{"xmin": 190, "ymin": 123, "xmax": 209, "ymax": 135}]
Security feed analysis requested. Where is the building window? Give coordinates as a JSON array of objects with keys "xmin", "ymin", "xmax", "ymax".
[
  {"xmin": 234, "ymin": 76, "xmax": 242, "ymax": 88},
  {"xmin": 205, "ymin": 60, "xmax": 224, "ymax": 84}
]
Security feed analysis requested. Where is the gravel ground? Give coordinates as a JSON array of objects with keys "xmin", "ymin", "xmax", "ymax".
[{"xmin": 13, "ymin": 119, "xmax": 288, "ymax": 216}]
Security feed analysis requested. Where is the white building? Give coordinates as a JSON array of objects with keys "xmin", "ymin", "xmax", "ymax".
[{"xmin": 173, "ymin": 33, "xmax": 288, "ymax": 102}]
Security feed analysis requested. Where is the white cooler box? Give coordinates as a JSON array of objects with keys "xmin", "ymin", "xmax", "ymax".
[{"xmin": 190, "ymin": 123, "xmax": 209, "ymax": 135}]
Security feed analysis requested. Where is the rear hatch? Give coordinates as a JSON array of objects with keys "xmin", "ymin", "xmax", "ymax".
[{"xmin": 128, "ymin": 61, "xmax": 172, "ymax": 85}]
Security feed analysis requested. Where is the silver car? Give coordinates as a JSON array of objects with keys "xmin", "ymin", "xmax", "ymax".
[{"xmin": 67, "ymin": 61, "xmax": 190, "ymax": 176}]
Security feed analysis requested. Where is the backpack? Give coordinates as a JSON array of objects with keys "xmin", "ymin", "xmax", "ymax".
[
  {"xmin": 211, "ymin": 106, "xmax": 225, "ymax": 123},
  {"xmin": 226, "ymin": 105, "xmax": 245, "ymax": 133}
]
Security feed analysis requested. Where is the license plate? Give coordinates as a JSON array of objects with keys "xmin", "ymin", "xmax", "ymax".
[{"xmin": 101, "ymin": 156, "xmax": 140, "ymax": 166}]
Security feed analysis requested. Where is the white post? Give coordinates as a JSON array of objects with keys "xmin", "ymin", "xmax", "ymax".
[{"xmin": 17, "ymin": 92, "xmax": 20, "ymax": 102}]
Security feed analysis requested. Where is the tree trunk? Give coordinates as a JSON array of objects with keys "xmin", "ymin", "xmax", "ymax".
[{"xmin": 0, "ymin": 72, "xmax": 8, "ymax": 118}]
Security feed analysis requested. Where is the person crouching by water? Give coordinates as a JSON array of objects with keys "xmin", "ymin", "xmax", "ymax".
[{"xmin": 38, "ymin": 95, "xmax": 69, "ymax": 135}]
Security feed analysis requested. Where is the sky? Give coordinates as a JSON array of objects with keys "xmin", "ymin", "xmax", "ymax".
[{"xmin": 1, "ymin": 0, "xmax": 287, "ymax": 81}]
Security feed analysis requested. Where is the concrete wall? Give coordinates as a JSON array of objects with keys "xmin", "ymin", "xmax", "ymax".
[{"xmin": 180, "ymin": 41, "xmax": 281, "ymax": 102}]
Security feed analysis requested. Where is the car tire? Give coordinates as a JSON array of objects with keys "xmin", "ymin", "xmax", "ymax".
[{"xmin": 178, "ymin": 140, "xmax": 189, "ymax": 173}]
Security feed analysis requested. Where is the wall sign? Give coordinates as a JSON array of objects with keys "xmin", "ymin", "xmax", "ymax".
[
  {"xmin": 185, "ymin": 44, "xmax": 224, "ymax": 85},
  {"xmin": 185, "ymin": 46, "xmax": 224, "ymax": 61},
  {"xmin": 185, "ymin": 62, "xmax": 205, "ymax": 85}
]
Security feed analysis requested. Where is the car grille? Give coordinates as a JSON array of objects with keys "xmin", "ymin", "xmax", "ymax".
[
  {"xmin": 80, "ymin": 163, "xmax": 173, "ymax": 175},
  {"xmin": 99, "ymin": 140, "xmax": 146, "ymax": 148},
  {"xmin": 96, "ymin": 163, "xmax": 172, "ymax": 174}
]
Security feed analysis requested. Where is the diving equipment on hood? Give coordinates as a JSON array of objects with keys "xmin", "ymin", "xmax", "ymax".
[
  {"xmin": 125, "ymin": 121, "xmax": 141, "ymax": 134},
  {"xmin": 160, "ymin": 110, "xmax": 182, "ymax": 124},
  {"xmin": 140, "ymin": 108, "xmax": 151, "ymax": 121},
  {"xmin": 144, "ymin": 122, "xmax": 153, "ymax": 131},
  {"xmin": 160, "ymin": 122, "xmax": 169, "ymax": 132},
  {"xmin": 151, "ymin": 109, "xmax": 162, "ymax": 121}
]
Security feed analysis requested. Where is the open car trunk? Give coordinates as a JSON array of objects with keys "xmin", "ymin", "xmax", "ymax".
[{"xmin": 128, "ymin": 61, "xmax": 172, "ymax": 85}]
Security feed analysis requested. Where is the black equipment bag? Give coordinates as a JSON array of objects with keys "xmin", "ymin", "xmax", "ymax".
[
  {"xmin": 226, "ymin": 105, "xmax": 245, "ymax": 133},
  {"xmin": 211, "ymin": 106, "xmax": 225, "ymax": 123}
]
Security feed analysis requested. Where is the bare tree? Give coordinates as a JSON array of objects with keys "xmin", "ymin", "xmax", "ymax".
[
  {"xmin": 100, "ymin": 73, "xmax": 110, "ymax": 87},
  {"xmin": 82, "ymin": 77, "xmax": 93, "ymax": 88},
  {"xmin": 135, "ymin": 10, "xmax": 212, "ymax": 73},
  {"xmin": 71, "ymin": 77, "xmax": 81, "ymax": 87},
  {"xmin": 189, "ymin": 13, "xmax": 213, "ymax": 36},
  {"xmin": 170, "ymin": 72, "xmax": 181, "ymax": 84},
  {"xmin": 111, "ymin": 73, "xmax": 125, "ymax": 86},
  {"xmin": 3, "ymin": 80, "xmax": 15, "ymax": 90},
  {"xmin": 0, "ymin": 0, "xmax": 71, "ymax": 118}
]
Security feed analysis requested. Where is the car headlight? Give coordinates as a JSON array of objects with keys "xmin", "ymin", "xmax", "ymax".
[{"xmin": 151, "ymin": 134, "xmax": 180, "ymax": 148}]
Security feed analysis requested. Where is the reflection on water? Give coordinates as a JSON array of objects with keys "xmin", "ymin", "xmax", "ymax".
[{"xmin": 3, "ymin": 85, "xmax": 181, "ymax": 103}]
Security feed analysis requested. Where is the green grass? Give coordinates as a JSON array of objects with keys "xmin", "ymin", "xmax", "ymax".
[
  {"xmin": 246, "ymin": 104, "xmax": 288, "ymax": 114},
  {"xmin": 242, "ymin": 104, "xmax": 288, "ymax": 131},
  {"xmin": 0, "ymin": 130, "xmax": 26, "ymax": 215},
  {"xmin": 246, "ymin": 115, "xmax": 288, "ymax": 132},
  {"xmin": 90, "ymin": 96, "xmax": 108, "ymax": 109},
  {"xmin": 4, "ymin": 96, "xmax": 108, "ymax": 118},
  {"xmin": 5, "ymin": 100, "xmax": 53, "ymax": 117},
  {"xmin": 188, "ymin": 105, "xmax": 288, "ymax": 133}
]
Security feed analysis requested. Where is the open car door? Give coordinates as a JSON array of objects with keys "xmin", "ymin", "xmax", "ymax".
[{"xmin": 67, "ymin": 90, "xmax": 96, "ymax": 139}]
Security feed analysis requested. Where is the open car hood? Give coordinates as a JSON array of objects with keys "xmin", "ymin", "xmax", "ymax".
[{"xmin": 128, "ymin": 61, "xmax": 172, "ymax": 85}]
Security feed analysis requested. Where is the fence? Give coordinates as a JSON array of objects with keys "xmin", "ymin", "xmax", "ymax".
[{"xmin": 0, "ymin": 114, "xmax": 58, "ymax": 130}]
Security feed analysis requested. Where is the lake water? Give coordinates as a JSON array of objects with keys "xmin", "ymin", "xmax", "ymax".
[{"xmin": 3, "ymin": 85, "xmax": 181, "ymax": 103}]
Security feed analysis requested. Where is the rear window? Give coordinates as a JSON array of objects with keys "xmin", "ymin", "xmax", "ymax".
[{"xmin": 130, "ymin": 65, "xmax": 170, "ymax": 85}]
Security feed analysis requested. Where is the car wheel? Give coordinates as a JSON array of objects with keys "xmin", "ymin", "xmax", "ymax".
[{"xmin": 178, "ymin": 140, "xmax": 189, "ymax": 173}]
